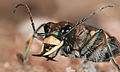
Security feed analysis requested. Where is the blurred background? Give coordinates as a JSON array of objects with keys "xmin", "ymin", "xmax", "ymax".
[{"xmin": 0, "ymin": 0, "xmax": 120, "ymax": 72}]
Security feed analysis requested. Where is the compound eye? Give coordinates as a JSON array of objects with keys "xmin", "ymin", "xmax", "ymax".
[{"xmin": 61, "ymin": 27, "xmax": 69, "ymax": 34}]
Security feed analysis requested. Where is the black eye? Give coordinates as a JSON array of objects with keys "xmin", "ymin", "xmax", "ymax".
[{"xmin": 60, "ymin": 25, "xmax": 71, "ymax": 35}]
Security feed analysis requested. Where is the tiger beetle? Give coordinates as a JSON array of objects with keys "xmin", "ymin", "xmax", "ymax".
[{"xmin": 14, "ymin": 3, "xmax": 120, "ymax": 71}]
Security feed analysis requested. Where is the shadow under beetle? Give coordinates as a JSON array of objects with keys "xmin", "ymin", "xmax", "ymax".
[{"xmin": 14, "ymin": 3, "xmax": 120, "ymax": 71}]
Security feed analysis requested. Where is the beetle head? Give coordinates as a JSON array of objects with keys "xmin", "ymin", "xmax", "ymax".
[{"xmin": 33, "ymin": 35, "xmax": 64, "ymax": 57}]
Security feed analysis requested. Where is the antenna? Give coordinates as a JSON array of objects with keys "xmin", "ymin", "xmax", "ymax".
[
  {"xmin": 62, "ymin": 5, "xmax": 114, "ymax": 38},
  {"xmin": 13, "ymin": 3, "xmax": 36, "ymax": 32}
]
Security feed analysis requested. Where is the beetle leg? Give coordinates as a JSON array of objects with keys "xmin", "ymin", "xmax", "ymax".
[
  {"xmin": 34, "ymin": 24, "xmax": 46, "ymax": 33},
  {"xmin": 85, "ymin": 29, "xmax": 120, "ymax": 70},
  {"xmin": 103, "ymin": 32, "xmax": 120, "ymax": 70},
  {"xmin": 32, "ymin": 54, "xmax": 57, "ymax": 62},
  {"xmin": 33, "ymin": 47, "xmax": 60, "ymax": 61},
  {"xmin": 49, "ymin": 48, "xmax": 60, "ymax": 58},
  {"xmin": 23, "ymin": 36, "xmax": 34, "ymax": 62},
  {"xmin": 111, "ymin": 58, "xmax": 120, "ymax": 70},
  {"xmin": 81, "ymin": 29, "xmax": 104, "ymax": 55},
  {"xmin": 45, "ymin": 56, "xmax": 57, "ymax": 62},
  {"xmin": 46, "ymin": 48, "xmax": 61, "ymax": 61}
]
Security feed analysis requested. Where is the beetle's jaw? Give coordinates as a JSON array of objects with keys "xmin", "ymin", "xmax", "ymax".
[
  {"xmin": 42, "ymin": 40, "xmax": 64, "ymax": 56},
  {"xmin": 33, "ymin": 35, "xmax": 64, "ymax": 57}
]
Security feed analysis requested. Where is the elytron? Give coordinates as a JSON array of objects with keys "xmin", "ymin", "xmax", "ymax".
[{"xmin": 14, "ymin": 3, "xmax": 120, "ymax": 70}]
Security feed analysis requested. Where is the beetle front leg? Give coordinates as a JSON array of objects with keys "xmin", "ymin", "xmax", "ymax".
[
  {"xmin": 16, "ymin": 36, "xmax": 34, "ymax": 63},
  {"xmin": 23, "ymin": 36, "xmax": 34, "ymax": 62}
]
